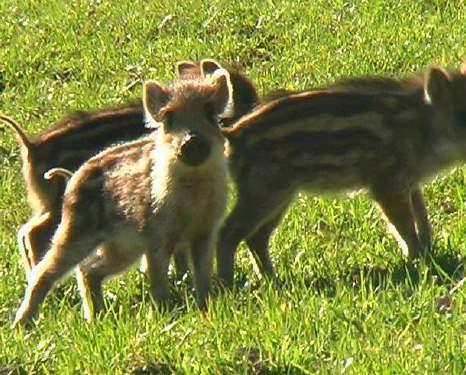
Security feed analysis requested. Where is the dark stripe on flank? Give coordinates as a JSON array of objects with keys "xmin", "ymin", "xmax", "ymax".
[
  {"xmin": 226, "ymin": 90, "xmax": 420, "ymax": 142},
  {"xmin": 35, "ymin": 103, "xmax": 145, "ymax": 145},
  {"xmin": 38, "ymin": 117, "xmax": 150, "ymax": 158},
  {"xmin": 248, "ymin": 128, "xmax": 384, "ymax": 161}
]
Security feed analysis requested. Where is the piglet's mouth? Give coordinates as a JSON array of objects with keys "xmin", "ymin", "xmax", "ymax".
[{"xmin": 178, "ymin": 133, "xmax": 211, "ymax": 166}]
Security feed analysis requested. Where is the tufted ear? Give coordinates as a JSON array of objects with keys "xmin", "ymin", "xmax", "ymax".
[
  {"xmin": 208, "ymin": 69, "xmax": 234, "ymax": 118},
  {"xmin": 143, "ymin": 80, "xmax": 170, "ymax": 120},
  {"xmin": 175, "ymin": 60, "xmax": 200, "ymax": 78},
  {"xmin": 425, "ymin": 66, "xmax": 452, "ymax": 109},
  {"xmin": 200, "ymin": 58, "xmax": 223, "ymax": 77}
]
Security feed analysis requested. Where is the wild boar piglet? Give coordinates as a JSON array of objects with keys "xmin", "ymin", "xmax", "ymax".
[
  {"xmin": 1, "ymin": 59, "xmax": 258, "ymax": 275},
  {"xmin": 217, "ymin": 63, "xmax": 466, "ymax": 286},
  {"xmin": 0, "ymin": 106, "xmax": 147, "ymax": 271},
  {"xmin": 13, "ymin": 68, "xmax": 233, "ymax": 326}
]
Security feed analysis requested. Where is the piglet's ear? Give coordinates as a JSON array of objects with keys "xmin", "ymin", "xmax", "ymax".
[
  {"xmin": 425, "ymin": 66, "xmax": 452, "ymax": 109},
  {"xmin": 200, "ymin": 59, "xmax": 223, "ymax": 77},
  {"xmin": 209, "ymin": 69, "xmax": 234, "ymax": 118},
  {"xmin": 143, "ymin": 80, "xmax": 170, "ymax": 120},
  {"xmin": 175, "ymin": 60, "xmax": 199, "ymax": 78}
]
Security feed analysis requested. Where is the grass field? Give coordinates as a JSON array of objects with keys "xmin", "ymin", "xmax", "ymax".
[{"xmin": 1, "ymin": 0, "xmax": 466, "ymax": 373}]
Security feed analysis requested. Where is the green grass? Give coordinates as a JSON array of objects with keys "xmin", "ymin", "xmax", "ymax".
[{"xmin": 1, "ymin": 0, "xmax": 466, "ymax": 373}]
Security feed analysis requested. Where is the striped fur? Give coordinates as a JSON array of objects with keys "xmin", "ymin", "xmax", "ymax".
[
  {"xmin": 1, "ymin": 61, "xmax": 258, "ymax": 273},
  {"xmin": 13, "ymin": 71, "xmax": 232, "ymax": 326},
  {"xmin": 217, "ymin": 63, "xmax": 466, "ymax": 286}
]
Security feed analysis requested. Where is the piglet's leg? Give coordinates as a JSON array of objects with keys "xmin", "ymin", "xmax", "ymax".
[
  {"xmin": 17, "ymin": 220, "xmax": 36, "ymax": 274},
  {"xmin": 371, "ymin": 184, "xmax": 423, "ymax": 259},
  {"xmin": 17, "ymin": 212, "xmax": 54, "ymax": 274},
  {"xmin": 77, "ymin": 241, "xmax": 141, "ymax": 321},
  {"xmin": 245, "ymin": 205, "xmax": 289, "ymax": 282},
  {"xmin": 410, "ymin": 187, "xmax": 432, "ymax": 251},
  {"xmin": 25, "ymin": 212, "xmax": 61, "ymax": 268},
  {"xmin": 173, "ymin": 251, "xmax": 190, "ymax": 279},
  {"xmin": 13, "ymin": 225, "xmax": 101, "ymax": 327},
  {"xmin": 145, "ymin": 246, "xmax": 172, "ymax": 306},
  {"xmin": 218, "ymin": 188, "xmax": 293, "ymax": 288},
  {"xmin": 191, "ymin": 234, "xmax": 214, "ymax": 310}
]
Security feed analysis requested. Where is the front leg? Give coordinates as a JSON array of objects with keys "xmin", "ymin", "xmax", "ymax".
[
  {"xmin": 145, "ymin": 246, "xmax": 172, "ymax": 306},
  {"xmin": 173, "ymin": 251, "xmax": 190, "ymax": 279},
  {"xmin": 371, "ymin": 184, "xmax": 423, "ymax": 259},
  {"xmin": 191, "ymin": 234, "xmax": 214, "ymax": 310}
]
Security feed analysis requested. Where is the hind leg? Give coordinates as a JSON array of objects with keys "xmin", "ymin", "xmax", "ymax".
[
  {"xmin": 411, "ymin": 187, "xmax": 432, "ymax": 251},
  {"xmin": 28, "ymin": 212, "xmax": 61, "ymax": 266},
  {"xmin": 17, "ymin": 218, "xmax": 38, "ymax": 273},
  {"xmin": 13, "ymin": 224, "xmax": 101, "ymax": 327},
  {"xmin": 217, "ymin": 188, "xmax": 294, "ymax": 287},
  {"xmin": 17, "ymin": 211, "xmax": 58, "ymax": 274},
  {"xmin": 77, "ymin": 241, "xmax": 142, "ymax": 321},
  {"xmin": 245, "ymin": 205, "xmax": 289, "ymax": 281}
]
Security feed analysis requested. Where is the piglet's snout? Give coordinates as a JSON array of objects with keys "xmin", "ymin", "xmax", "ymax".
[{"xmin": 179, "ymin": 131, "xmax": 212, "ymax": 166}]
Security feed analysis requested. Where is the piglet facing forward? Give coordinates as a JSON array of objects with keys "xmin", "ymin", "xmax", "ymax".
[{"xmin": 13, "ymin": 69, "xmax": 233, "ymax": 326}]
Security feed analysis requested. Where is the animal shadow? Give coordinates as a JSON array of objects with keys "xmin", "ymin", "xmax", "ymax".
[
  {"xmin": 347, "ymin": 251, "xmax": 464, "ymax": 291},
  {"xmin": 278, "ymin": 250, "xmax": 463, "ymax": 296},
  {"xmin": 128, "ymin": 363, "xmax": 174, "ymax": 375}
]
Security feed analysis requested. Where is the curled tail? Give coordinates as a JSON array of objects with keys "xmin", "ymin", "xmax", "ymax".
[
  {"xmin": 44, "ymin": 168, "xmax": 73, "ymax": 181},
  {"xmin": 0, "ymin": 113, "xmax": 33, "ymax": 150}
]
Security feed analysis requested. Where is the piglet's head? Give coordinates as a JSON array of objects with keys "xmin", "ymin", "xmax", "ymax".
[
  {"xmin": 143, "ymin": 68, "xmax": 233, "ymax": 167},
  {"xmin": 425, "ymin": 64, "xmax": 466, "ymax": 145},
  {"xmin": 175, "ymin": 59, "xmax": 259, "ymax": 128}
]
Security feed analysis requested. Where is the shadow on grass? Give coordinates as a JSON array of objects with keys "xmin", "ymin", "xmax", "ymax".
[
  {"xmin": 274, "ymin": 250, "xmax": 464, "ymax": 297},
  {"xmin": 129, "ymin": 273, "xmax": 195, "ymax": 315},
  {"xmin": 46, "ymin": 270, "xmax": 194, "ymax": 318},
  {"xmin": 128, "ymin": 363, "xmax": 174, "ymax": 375},
  {"xmin": 347, "ymin": 251, "xmax": 464, "ymax": 291},
  {"xmin": 129, "ymin": 356, "xmax": 312, "ymax": 375},
  {"xmin": 233, "ymin": 347, "xmax": 310, "ymax": 375}
]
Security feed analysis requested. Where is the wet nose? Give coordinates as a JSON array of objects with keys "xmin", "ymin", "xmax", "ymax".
[{"xmin": 179, "ymin": 131, "xmax": 211, "ymax": 166}]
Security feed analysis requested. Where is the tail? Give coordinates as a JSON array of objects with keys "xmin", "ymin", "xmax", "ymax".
[
  {"xmin": 0, "ymin": 113, "xmax": 33, "ymax": 150},
  {"xmin": 44, "ymin": 168, "xmax": 73, "ymax": 181}
]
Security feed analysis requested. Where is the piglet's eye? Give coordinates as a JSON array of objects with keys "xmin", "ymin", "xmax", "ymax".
[
  {"xmin": 204, "ymin": 103, "xmax": 218, "ymax": 126},
  {"xmin": 454, "ymin": 110, "xmax": 466, "ymax": 125}
]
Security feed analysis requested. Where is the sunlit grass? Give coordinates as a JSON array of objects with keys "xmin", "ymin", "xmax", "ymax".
[{"xmin": 1, "ymin": 0, "xmax": 465, "ymax": 373}]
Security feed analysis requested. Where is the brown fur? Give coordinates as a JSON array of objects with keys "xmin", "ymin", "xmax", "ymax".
[
  {"xmin": 15, "ymin": 168, "xmax": 75, "ymax": 273},
  {"xmin": 0, "ymin": 105, "xmax": 146, "ymax": 214},
  {"xmin": 217, "ymin": 63, "xmax": 466, "ymax": 286},
  {"xmin": 13, "ymin": 68, "xmax": 233, "ymax": 326},
  {"xmin": 1, "ymin": 106, "xmax": 148, "ymax": 272},
  {"xmin": 1, "ymin": 61, "xmax": 258, "ymax": 273},
  {"xmin": 176, "ymin": 59, "xmax": 259, "ymax": 126}
]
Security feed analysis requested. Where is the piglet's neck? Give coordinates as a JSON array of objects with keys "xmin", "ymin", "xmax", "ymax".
[{"xmin": 150, "ymin": 140, "xmax": 226, "ymax": 202}]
